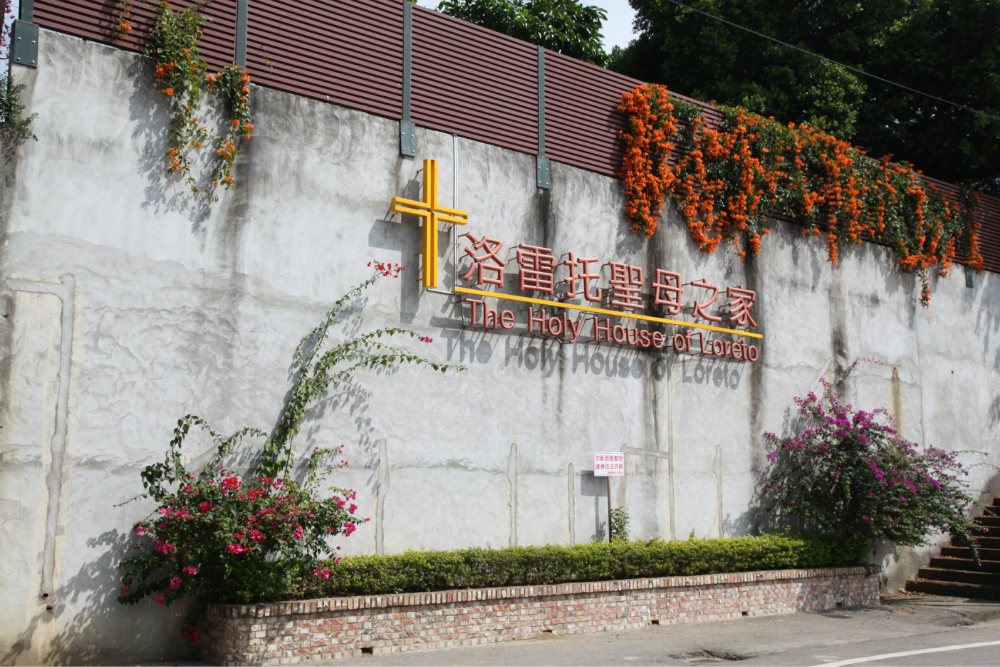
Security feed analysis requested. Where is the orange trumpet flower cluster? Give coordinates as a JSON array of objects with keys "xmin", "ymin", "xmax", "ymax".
[{"xmin": 618, "ymin": 84, "xmax": 982, "ymax": 307}]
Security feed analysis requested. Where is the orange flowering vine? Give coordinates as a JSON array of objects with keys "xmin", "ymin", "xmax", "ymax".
[
  {"xmin": 617, "ymin": 84, "xmax": 676, "ymax": 237},
  {"xmin": 113, "ymin": 2, "xmax": 133, "ymax": 42},
  {"xmin": 617, "ymin": 85, "xmax": 982, "ymax": 307},
  {"xmin": 146, "ymin": 1, "xmax": 254, "ymax": 201},
  {"xmin": 206, "ymin": 64, "xmax": 255, "ymax": 189}
]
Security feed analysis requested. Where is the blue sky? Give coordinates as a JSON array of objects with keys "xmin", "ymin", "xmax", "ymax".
[{"xmin": 415, "ymin": 0, "xmax": 638, "ymax": 52}]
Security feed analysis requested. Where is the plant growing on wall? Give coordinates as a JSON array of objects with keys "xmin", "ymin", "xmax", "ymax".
[
  {"xmin": 140, "ymin": 1, "xmax": 254, "ymax": 199},
  {"xmin": 0, "ymin": 73, "xmax": 36, "ymax": 139},
  {"xmin": 259, "ymin": 261, "xmax": 463, "ymax": 478},
  {"xmin": 758, "ymin": 360, "xmax": 983, "ymax": 552},
  {"xmin": 617, "ymin": 84, "xmax": 676, "ymax": 237},
  {"xmin": 113, "ymin": 1, "xmax": 134, "ymax": 41},
  {"xmin": 0, "ymin": 0, "xmax": 36, "ymax": 139},
  {"xmin": 618, "ymin": 84, "xmax": 982, "ymax": 307},
  {"xmin": 117, "ymin": 262, "xmax": 464, "ymax": 642}
]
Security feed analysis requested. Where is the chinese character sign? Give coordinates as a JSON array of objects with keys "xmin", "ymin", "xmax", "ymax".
[
  {"xmin": 594, "ymin": 452, "xmax": 625, "ymax": 477},
  {"xmin": 457, "ymin": 233, "xmax": 758, "ymax": 329}
]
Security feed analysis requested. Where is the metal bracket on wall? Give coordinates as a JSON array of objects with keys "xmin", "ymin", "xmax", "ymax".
[
  {"xmin": 400, "ymin": 121, "xmax": 417, "ymax": 156},
  {"xmin": 11, "ymin": 20, "xmax": 39, "ymax": 68},
  {"xmin": 966, "ymin": 264, "xmax": 975, "ymax": 288},
  {"xmin": 399, "ymin": 0, "xmax": 417, "ymax": 157},
  {"xmin": 536, "ymin": 157, "xmax": 550, "ymax": 189}
]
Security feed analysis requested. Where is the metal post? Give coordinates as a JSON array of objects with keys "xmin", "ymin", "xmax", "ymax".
[
  {"xmin": 535, "ymin": 45, "xmax": 550, "ymax": 189},
  {"xmin": 11, "ymin": 0, "xmax": 39, "ymax": 70},
  {"xmin": 607, "ymin": 477, "xmax": 612, "ymax": 542},
  {"xmin": 399, "ymin": 0, "xmax": 416, "ymax": 156},
  {"xmin": 235, "ymin": 0, "xmax": 248, "ymax": 67}
]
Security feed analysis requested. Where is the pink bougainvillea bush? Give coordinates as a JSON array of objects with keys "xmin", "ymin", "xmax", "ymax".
[
  {"xmin": 760, "ymin": 360, "xmax": 984, "ymax": 551},
  {"xmin": 117, "ymin": 262, "xmax": 463, "ymax": 644},
  {"xmin": 117, "ymin": 419, "xmax": 365, "ymax": 642}
]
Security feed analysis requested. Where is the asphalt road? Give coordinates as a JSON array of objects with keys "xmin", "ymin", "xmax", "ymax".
[{"xmin": 335, "ymin": 596, "xmax": 1000, "ymax": 667}]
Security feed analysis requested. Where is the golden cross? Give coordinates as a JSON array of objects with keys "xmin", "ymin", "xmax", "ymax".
[{"xmin": 391, "ymin": 159, "xmax": 468, "ymax": 288}]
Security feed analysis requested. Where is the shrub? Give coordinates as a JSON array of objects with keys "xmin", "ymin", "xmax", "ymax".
[
  {"xmin": 760, "ymin": 360, "xmax": 980, "ymax": 551},
  {"xmin": 116, "ymin": 262, "xmax": 464, "ymax": 642},
  {"xmin": 244, "ymin": 534, "xmax": 869, "ymax": 602},
  {"xmin": 610, "ymin": 507, "xmax": 631, "ymax": 542},
  {"xmin": 117, "ymin": 421, "xmax": 363, "ymax": 613}
]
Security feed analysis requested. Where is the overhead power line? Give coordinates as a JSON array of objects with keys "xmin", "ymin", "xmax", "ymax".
[{"xmin": 661, "ymin": 0, "xmax": 1000, "ymax": 124}]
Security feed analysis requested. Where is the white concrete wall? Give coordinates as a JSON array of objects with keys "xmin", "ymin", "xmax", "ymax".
[{"xmin": 1, "ymin": 31, "xmax": 998, "ymax": 664}]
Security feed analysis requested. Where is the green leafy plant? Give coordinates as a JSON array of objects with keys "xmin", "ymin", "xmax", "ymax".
[
  {"xmin": 145, "ymin": 1, "xmax": 254, "ymax": 199},
  {"xmin": 206, "ymin": 64, "xmax": 254, "ymax": 188},
  {"xmin": 227, "ymin": 533, "xmax": 870, "ymax": 602},
  {"xmin": 260, "ymin": 261, "xmax": 464, "ymax": 478},
  {"xmin": 759, "ymin": 359, "xmax": 984, "ymax": 553},
  {"xmin": 613, "ymin": 0, "xmax": 1000, "ymax": 196},
  {"xmin": 0, "ymin": 73, "xmax": 37, "ymax": 139},
  {"xmin": 147, "ymin": 0, "xmax": 211, "ymax": 190},
  {"xmin": 113, "ymin": 1, "xmax": 134, "ymax": 42},
  {"xmin": 610, "ymin": 507, "xmax": 630, "ymax": 542},
  {"xmin": 437, "ymin": 0, "xmax": 609, "ymax": 67},
  {"xmin": 117, "ymin": 262, "xmax": 464, "ymax": 642},
  {"xmin": 117, "ymin": 419, "xmax": 362, "ymax": 643}
]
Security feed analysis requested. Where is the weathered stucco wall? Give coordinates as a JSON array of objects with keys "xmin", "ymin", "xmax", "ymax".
[{"xmin": 1, "ymin": 31, "xmax": 998, "ymax": 664}]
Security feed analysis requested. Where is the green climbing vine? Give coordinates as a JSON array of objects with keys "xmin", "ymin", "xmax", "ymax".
[
  {"xmin": 130, "ymin": 1, "xmax": 254, "ymax": 199},
  {"xmin": 0, "ymin": 73, "xmax": 36, "ymax": 139},
  {"xmin": 259, "ymin": 261, "xmax": 466, "ymax": 478},
  {"xmin": 1, "ymin": 0, "xmax": 36, "ymax": 140}
]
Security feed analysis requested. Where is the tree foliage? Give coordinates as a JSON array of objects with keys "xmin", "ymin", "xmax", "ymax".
[
  {"xmin": 613, "ymin": 0, "xmax": 1000, "ymax": 193},
  {"xmin": 437, "ymin": 0, "xmax": 609, "ymax": 66}
]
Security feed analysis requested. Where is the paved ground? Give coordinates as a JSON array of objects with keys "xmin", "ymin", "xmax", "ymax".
[{"xmin": 332, "ymin": 595, "xmax": 1000, "ymax": 667}]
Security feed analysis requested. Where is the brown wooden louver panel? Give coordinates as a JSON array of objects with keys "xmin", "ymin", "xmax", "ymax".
[
  {"xmin": 410, "ymin": 6, "xmax": 537, "ymax": 156},
  {"xmin": 245, "ymin": 0, "xmax": 403, "ymax": 120},
  {"xmin": 33, "ymin": 0, "xmax": 237, "ymax": 70},
  {"xmin": 29, "ymin": 0, "xmax": 1000, "ymax": 275}
]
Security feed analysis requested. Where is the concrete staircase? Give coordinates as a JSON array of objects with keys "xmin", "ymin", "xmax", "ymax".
[{"xmin": 905, "ymin": 496, "xmax": 1000, "ymax": 600}]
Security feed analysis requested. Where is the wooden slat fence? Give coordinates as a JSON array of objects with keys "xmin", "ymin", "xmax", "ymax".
[{"xmin": 29, "ymin": 0, "xmax": 1000, "ymax": 273}]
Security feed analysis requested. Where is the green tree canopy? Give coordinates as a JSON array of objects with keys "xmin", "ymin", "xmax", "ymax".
[
  {"xmin": 437, "ymin": 0, "xmax": 609, "ymax": 66},
  {"xmin": 612, "ymin": 0, "xmax": 1000, "ymax": 194}
]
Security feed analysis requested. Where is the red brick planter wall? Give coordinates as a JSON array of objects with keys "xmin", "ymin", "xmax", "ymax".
[{"xmin": 199, "ymin": 566, "xmax": 880, "ymax": 665}]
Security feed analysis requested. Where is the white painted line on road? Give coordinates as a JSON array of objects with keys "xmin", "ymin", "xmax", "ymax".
[{"xmin": 811, "ymin": 639, "xmax": 1000, "ymax": 667}]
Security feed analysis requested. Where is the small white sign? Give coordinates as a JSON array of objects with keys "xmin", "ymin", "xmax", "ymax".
[{"xmin": 594, "ymin": 452, "xmax": 624, "ymax": 477}]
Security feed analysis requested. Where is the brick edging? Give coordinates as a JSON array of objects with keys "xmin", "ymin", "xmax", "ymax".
[
  {"xmin": 199, "ymin": 566, "xmax": 881, "ymax": 665},
  {"xmin": 204, "ymin": 566, "xmax": 877, "ymax": 619}
]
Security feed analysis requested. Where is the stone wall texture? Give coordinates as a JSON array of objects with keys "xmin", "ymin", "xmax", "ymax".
[
  {"xmin": 1, "ymin": 30, "xmax": 998, "ymax": 665},
  {"xmin": 199, "ymin": 568, "xmax": 880, "ymax": 665}
]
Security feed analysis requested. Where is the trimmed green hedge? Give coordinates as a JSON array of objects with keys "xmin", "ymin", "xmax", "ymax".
[{"xmin": 221, "ymin": 534, "xmax": 869, "ymax": 604}]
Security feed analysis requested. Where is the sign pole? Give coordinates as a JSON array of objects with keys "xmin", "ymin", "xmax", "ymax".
[
  {"xmin": 607, "ymin": 476, "xmax": 612, "ymax": 542},
  {"xmin": 593, "ymin": 451, "xmax": 623, "ymax": 543}
]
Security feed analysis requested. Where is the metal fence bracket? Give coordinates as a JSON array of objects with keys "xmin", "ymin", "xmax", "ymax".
[
  {"xmin": 400, "ymin": 121, "xmax": 417, "ymax": 157},
  {"xmin": 11, "ymin": 21, "xmax": 39, "ymax": 68},
  {"xmin": 536, "ymin": 157, "xmax": 550, "ymax": 189}
]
